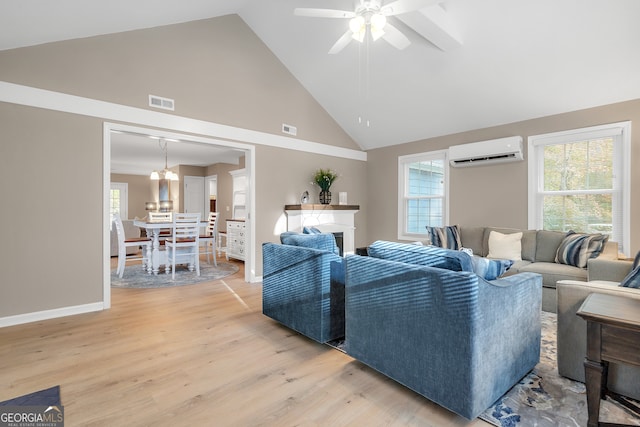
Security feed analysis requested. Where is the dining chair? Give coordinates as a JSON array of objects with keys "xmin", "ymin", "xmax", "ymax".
[
  {"xmin": 113, "ymin": 214, "xmax": 152, "ymax": 278},
  {"xmin": 148, "ymin": 211, "xmax": 173, "ymax": 241},
  {"xmin": 200, "ymin": 212, "xmax": 218, "ymax": 266},
  {"xmin": 148, "ymin": 211, "xmax": 173, "ymax": 222},
  {"xmin": 165, "ymin": 212, "xmax": 201, "ymax": 279}
]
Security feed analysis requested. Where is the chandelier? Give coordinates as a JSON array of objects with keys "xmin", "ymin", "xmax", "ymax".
[{"xmin": 150, "ymin": 139, "xmax": 179, "ymax": 181}]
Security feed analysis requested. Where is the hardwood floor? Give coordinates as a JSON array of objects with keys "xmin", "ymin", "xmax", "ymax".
[{"xmin": 0, "ymin": 256, "xmax": 490, "ymax": 426}]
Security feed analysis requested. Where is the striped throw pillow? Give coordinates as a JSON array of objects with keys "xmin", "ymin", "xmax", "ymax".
[
  {"xmin": 620, "ymin": 251, "xmax": 640, "ymax": 288},
  {"xmin": 555, "ymin": 231, "xmax": 608, "ymax": 268},
  {"xmin": 426, "ymin": 225, "xmax": 462, "ymax": 250}
]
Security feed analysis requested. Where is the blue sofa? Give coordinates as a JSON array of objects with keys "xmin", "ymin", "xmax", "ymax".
[
  {"xmin": 262, "ymin": 232, "xmax": 345, "ymax": 343},
  {"xmin": 345, "ymin": 241, "xmax": 542, "ymax": 419}
]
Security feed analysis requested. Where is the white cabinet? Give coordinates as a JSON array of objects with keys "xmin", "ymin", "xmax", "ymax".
[{"xmin": 226, "ymin": 219, "xmax": 246, "ymax": 261}]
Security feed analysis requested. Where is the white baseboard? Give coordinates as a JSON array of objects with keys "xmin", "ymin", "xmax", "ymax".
[{"xmin": 0, "ymin": 302, "xmax": 106, "ymax": 328}]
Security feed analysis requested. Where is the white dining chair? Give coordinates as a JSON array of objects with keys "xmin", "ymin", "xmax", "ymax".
[
  {"xmin": 148, "ymin": 211, "xmax": 173, "ymax": 222},
  {"xmin": 200, "ymin": 212, "xmax": 218, "ymax": 266},
  {"xmin": 113, "ymin": 214, "xmax": 152, "ymax": 278},
  {"xmin": 148, "ymin": 211, "xmax": 173, "ymax": 242},
  {"xmin": 165, "ymin": 212, "xmax": 201, "ymax": 279}
]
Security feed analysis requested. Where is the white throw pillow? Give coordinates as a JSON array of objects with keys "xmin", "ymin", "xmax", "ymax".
[{"xmin": 487, "ymin": 231, "xmax": 522, "ymax": 261}]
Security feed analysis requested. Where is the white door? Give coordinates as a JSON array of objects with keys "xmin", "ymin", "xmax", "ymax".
[{"xmin": 183, "ymin": 176, "xmax": 205, "ymax": 216}]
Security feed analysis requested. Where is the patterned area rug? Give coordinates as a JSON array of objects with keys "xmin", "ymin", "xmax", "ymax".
[
  {"xmin": 0, "ymin": 386, "xmax": 60, "ymax": 406},
  {"xmin": 111, "ymin": 262, "xmax": 239, "ymax": 288},
  {"xmin": 479, "ymin": 311, "xmax": 640, "ymax": 426},
  {"xmin": 327, "ymin": 312, "xmax": 640, "ymax": 426}
]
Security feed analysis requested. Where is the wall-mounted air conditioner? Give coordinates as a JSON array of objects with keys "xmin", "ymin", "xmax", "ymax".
[{"xmin": 449, "ymin": 136, "xmax": 523, "ymax": 167}]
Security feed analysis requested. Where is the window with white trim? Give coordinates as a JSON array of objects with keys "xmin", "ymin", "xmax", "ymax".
[
  {"xmin": 398, "ymin": 150, "xmax": 449, "ymax": 240},
  {"xmin": 110, "ymin": 182, "xmax": 128, "ymax": 221},
  {"xmin": 528, "ymin": 122, "xmax": 630, "ymax": 254}
]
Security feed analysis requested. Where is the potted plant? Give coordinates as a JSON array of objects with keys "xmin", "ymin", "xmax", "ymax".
[{"xmin": 313, "ymin": 168, "xmax": 338, "ymax": 204}]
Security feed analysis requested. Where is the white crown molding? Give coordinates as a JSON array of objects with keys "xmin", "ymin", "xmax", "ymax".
[{"xmin": 0, "ymin": 80, "xmax": 367, "ymax": 162}]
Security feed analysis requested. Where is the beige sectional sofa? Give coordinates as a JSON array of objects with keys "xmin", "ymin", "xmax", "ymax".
[
  {"xmin": 556, "ymin": 270, "xmax": 639, "ymax": 400},
  {"xmin": 457, "ymin": 226, "xmax": 620, "ymax": 313}
]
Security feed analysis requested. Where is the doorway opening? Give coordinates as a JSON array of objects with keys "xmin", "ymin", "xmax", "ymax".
[{"xmin": 104, "ymin": 123, "xmax": 255, "ymax": 308}]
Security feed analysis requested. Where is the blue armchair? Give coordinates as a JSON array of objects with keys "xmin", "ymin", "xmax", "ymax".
[
  {"xmin": 344, "ymin": 241, "xmax": 542, "ymax": 419},
  {"xmin": 262, "ymin": 233, "xmax": 345, "ymax": 343}
]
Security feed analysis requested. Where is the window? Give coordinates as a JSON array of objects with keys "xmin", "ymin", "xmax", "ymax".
[
  {"xmin": 110, "ymin": 182, "xmax": 128, "ymax": 221},
  {"xmin": 528, "ymin": 122, "xmax": 630, "ymax": 254},
  {"xmin": 398, "ymin": 150, "xmax": 448, "ymax": 240}
]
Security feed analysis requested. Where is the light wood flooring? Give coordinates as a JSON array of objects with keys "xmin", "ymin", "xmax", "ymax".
[{"xmin": 0, "ymin": 256, "xmax": 490, "ymax": 426}]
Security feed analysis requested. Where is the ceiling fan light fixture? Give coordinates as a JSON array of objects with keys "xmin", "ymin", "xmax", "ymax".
[
  {"xmin": 370, "ymin": 26, "xmax": 385, "ymax": 41},
  {"xmin": 350, "ymin": 15, "xmax": 366, "ymax": 42},
  {"xmin": 370, "ymin": 13, "xmax": 387, "ymax": 31},
  {"xmin": 349, "ymin": 15, "xmax": 365, "ymax": 33}
]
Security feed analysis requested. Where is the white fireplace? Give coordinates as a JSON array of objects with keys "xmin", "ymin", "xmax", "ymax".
[{"xmin": 285, "ymin": 204, "xmax": 360, "ymax": 255}]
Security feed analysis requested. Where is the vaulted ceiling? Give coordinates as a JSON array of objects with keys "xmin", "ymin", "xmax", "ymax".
[{"xmin": 2, "ymin": 0, "xmax": 640, "ymax": 151}]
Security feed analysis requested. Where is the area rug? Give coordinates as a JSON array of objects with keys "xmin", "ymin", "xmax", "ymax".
[
  {"xmin": 479, "ymin": 311, "xmax": 640, "ymax": 426},
  {"xmin": 327, "ymin": 313, "xmax": 640, "ymax": 426},
  {"xmin": 0, "ymin": 385, "xmax": 61, "ymax": 406},
  {"xmin": 111, "ymin": 262, "xmax": 239, "ymax": 288}
]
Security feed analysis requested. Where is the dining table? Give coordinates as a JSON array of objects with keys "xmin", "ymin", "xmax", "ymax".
[{"xmin": 133, "ymin": 219, "xmax": 208, "ymax": 275}]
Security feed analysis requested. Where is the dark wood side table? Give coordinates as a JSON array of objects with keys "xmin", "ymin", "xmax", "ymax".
[{"xmin": 577, "ymin": 293, "xmax": 640, "ymax": 427}]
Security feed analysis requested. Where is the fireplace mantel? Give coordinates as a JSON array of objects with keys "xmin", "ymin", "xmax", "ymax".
[
  {"xmin": 284, "ymin": 204, "xmax": 360, "ymax": 255},
  {"xmin": 284, "ymin": 204, "xmax": 360, "ymax": 211}
]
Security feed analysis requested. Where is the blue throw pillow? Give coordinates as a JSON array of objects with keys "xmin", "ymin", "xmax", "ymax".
[
  {"xmin": 620, "ymin": 266, "xmax": 640, "ymax": 288},
  {"xmin": 470, "ymin": 255, "xmax": 514, "ymax": 281},
  {"xmin": 620, "ymin": 251, "xmax": 640, "ymax": 288},
  {"xmin": 426, "ymin": 225, "xmax": 462, "ymax": 250}
]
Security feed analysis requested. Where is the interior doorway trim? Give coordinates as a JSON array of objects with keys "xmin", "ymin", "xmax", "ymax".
[{"xmin": 104, "ymin": 122, "xmax": 256, "ymax": 309}]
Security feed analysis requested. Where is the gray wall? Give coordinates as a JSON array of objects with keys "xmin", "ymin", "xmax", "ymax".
[
  {"xmin": 367, "ymin": 99, "xmax": 640, "ymax": 254},
  {"xmin": 0, "ymin": 15, "xmax": 367, "ymax": 319}
]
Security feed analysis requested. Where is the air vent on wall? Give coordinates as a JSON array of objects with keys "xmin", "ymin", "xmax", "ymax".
[
  {"xmin": 282, "ymin": 124, "xmax": 297, "ymax": 136},
  {"xmin": 149, "ymin": 95, "xmax": 175, "ymax": 111}
]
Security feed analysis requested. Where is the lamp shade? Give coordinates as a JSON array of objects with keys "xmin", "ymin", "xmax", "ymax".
[
  {"xmin": 150, "ymin": 170, "xmax": 160, "ymax": 180},
  {"xmin": 158, "ymin": 200, "xmax": 173, "ymax": 212}
]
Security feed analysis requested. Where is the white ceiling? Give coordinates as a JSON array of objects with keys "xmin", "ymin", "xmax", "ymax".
[
  {"xmin": 109, "ymin": 131, "xmax": 244, "ymax": 176},
  {"xmin": 2, "ymin": 0, "xmax": 640, "ymax": 153}
]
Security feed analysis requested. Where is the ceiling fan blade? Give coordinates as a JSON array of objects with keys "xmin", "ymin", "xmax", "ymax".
[
  {"xmin": 380, "ymin": 0, "xmax": 442, "ymax": 16},
  {"xmin": 381, "ymin": 23, "xmax": 411, "ymax": 50},
  {"xmin": 294, "ymin": 8, "xmax": 355, "ymax": 18},
  {"xmin": 328, "ymin": 30, "xmax": 354, "ymax": 54}
]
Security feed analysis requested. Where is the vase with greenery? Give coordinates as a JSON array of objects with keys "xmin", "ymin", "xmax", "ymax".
[{"xmin": 313, "ymin": 168, "xmax": 338, "ymax": 204}]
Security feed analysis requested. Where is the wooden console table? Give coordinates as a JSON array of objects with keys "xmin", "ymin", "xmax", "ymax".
[{"xmin": 577, "ymin": 293, "xmax": 640, "ymax": 427}]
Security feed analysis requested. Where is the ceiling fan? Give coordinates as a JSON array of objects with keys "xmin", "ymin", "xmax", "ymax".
[{"xmin": 294, "ymin": 0, "xmax": 441, "ymax": 54}]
